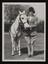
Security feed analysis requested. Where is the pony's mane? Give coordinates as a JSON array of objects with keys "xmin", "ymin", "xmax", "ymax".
[{"xmin": 15, "ymin": 15, "xmax": 20, "ymax": 23}]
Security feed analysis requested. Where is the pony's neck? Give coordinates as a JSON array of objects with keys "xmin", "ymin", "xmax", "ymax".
[{"xmin": 15, "ymin": 15, "xmax": 20, "ymax": 23}]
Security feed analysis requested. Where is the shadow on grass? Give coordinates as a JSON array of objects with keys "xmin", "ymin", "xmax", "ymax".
[
  {"xmin": 33, "ymin": 50, "xmax": 44, "ymax": 56},
  {"xmin": 21, "ymin": 47, "xmax": 28, "ymax": 54},
  {"xmin": 21, "ymin": 47, "xmax": 44, "ymax": 56}
]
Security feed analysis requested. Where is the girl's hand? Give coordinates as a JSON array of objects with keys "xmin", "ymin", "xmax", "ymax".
[{"xmin": 24, "ymin": 23, "xmax": 30, "ymax": 29}]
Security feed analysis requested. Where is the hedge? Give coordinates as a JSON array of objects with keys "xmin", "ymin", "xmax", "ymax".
[{"xmin": 4, "ymin": 21, "xmax": 44, "ymax": 33}]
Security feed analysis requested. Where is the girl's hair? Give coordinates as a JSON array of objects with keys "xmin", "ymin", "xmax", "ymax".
[{"xmin": 28, "ymin": 7, "xmax": 35, "ymax": 14}]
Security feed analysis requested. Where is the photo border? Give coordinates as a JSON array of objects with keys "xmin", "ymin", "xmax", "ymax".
[{"xmin": 2, "ymin": 2, "xmax": 46, "ymax": 62}]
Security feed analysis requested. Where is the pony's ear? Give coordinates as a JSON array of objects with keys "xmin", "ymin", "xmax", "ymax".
[
  {"xmin": 23, "ymin": 10, "xmax": 25, "ymax": 14},
  {"xmin": 19, "ymin": 11, "xmax": 22, "ymax": 14}
]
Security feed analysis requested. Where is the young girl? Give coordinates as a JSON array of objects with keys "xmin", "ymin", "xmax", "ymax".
[
  {"xmin": 27, "ymin": 7, "xmax": 38, "ymax": 26},
  {"xmin": 25, "ymin": 7, "xmax": 38, "ymax": 57}
]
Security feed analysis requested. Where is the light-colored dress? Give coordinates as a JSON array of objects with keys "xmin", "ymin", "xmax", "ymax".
[{"xmin": 26, "ymin": 15, "xmax": 38, "ymax": 41}]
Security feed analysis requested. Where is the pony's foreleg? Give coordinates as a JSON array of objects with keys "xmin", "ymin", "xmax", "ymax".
[
  {"xmin": 11, "ymin": 38, "xmax": 14, "ymax": 55},
  {"xmin": 14, "ymin": 40, "xmax": 16, "ymax": 51},
  {"xmin": 18, "ymin": 39, "xmax": 21, "ymax": 56},
  {"xmin": 11, "ymin": 36, "xmax": 15, "ymax": 56}
]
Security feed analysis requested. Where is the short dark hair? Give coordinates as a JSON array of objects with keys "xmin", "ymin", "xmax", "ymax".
[{"xmin": 28, "ymin": 7, "xmax": 35, "ymax": 14}]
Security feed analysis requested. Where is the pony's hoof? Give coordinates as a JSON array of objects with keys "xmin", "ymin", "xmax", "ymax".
[
  {"xmin": 11, "ymin": 54, "xmax": 14, "ymax": 56},
  {"xmin": 11, "ymin": 53, "xmax": 14, "ymax": 56}
]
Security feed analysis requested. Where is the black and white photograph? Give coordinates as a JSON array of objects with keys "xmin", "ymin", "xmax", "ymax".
[{"xmin": 2, "ymin": 2, "xmax": 46, "ymax": 61}]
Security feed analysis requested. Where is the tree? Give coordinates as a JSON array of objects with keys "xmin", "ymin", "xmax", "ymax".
[{"xmin": 4, "ymin": 5, "xmax": 26, "ymax": 23}]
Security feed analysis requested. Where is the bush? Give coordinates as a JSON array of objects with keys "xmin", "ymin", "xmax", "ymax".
[
  {"xmin": 37, "ymin": 21, "xmax": 44, "ymax": 33},
  {"xmin": 4, "ymin": 23, "xmax": 12, "ymax": 32},
  {"xmin": 4, "ymin": 21, "xmax": 44, "ymax": 33}
]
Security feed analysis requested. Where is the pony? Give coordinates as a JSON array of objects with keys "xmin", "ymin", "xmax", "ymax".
[
  {"xmin": 9, "ymin": 10, "xmax": 31, "ymax": 56},
  {"xmin": 9, "ymin": 10, "xmax": 38, "ymax": 56}
]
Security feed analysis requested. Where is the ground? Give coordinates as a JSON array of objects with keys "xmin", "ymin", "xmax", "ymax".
[{"xmin": 4, "ymin": 33, "xmax": 45, "ymax": 61}]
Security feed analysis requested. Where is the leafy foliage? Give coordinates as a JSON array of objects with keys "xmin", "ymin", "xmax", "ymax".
[
  {"xmin": 4, "ymin": 5, "xmax": 44, "ymax": 33},
  {"xmin": 4, "ymin": 5, "xmax": 25, "ymax": 23}
]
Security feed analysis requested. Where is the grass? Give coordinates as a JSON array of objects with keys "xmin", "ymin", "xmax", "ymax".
[{"xmin": 3, "ymin": 33, "xmax": 44, "ymax": 61}]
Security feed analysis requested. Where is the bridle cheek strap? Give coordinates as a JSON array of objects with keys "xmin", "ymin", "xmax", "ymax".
[{"xmin": 23, "ymin": 22, "xmax": 27, "ymax": 24}]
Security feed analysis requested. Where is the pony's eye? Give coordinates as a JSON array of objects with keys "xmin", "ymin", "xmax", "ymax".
[{"xmin": 22, "ymin": 18, "xmax": 24, "ymax": 19}]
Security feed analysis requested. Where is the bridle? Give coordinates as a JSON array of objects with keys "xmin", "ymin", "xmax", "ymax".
[
  {"xmin": 19, "ymin": 14, "xmax": 32, "ymax": 30},
  {"xmin": 19, "ymin": 14, "xmax": 28, "ymax": 30},
  {"xmin": 17, "ymin": 14, "xmax": 37, "ymax": 38}
]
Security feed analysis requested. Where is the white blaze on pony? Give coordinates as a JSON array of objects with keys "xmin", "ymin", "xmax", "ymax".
[
  {"xmin": 9, "ymin": 10, "xmax": 30, "ymax": 56},
  {"xmin": 19, "ymin": 11, "xmax": 30, "ymax": 28}
]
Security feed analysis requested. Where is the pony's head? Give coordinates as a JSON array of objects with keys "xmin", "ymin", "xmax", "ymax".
[
  {"xmin": 19, "ymin": 10, "xmax": 27, "ymax": 24},
  {"xmin": 18, "ymin": 10, "xmax": 32, "ymax": 29}
]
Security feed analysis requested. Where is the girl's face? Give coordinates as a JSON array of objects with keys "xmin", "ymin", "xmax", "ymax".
[{"xmin": 28, "ymin": 12, "xmax": 33, "ymax": 16}]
